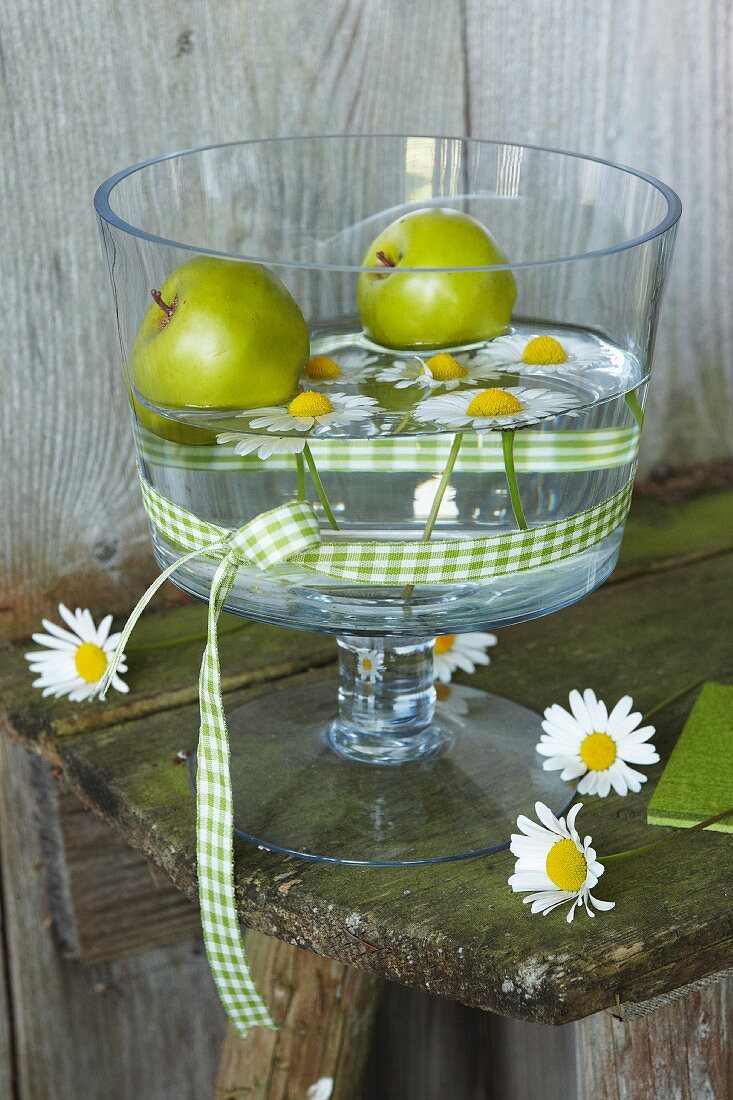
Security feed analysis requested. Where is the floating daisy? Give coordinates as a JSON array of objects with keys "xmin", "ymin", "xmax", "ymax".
[
  {"xmin": 377, "ymin": 352, "xmax": 499, "ymax": 392},
  {"xmin": 508, "ymin": 801, "xmax": 615, "ymax": 922},
  {"xmin": 216, "ymin": 432, "xmax": 306, "ymax": 459},
  {"xmin": 478, "ymin": 332, "xmax": 609, "ymax": 374},
  {"xmin": 302, "ymin": 355, "xmax": 345, "ymax": 386},
  {"xmin": 25, "ymin": 604, "xmax": 128, "ymax": 702},
  {"xmin": 414, "ymin": 386, "xmax": 578, "ymax": 432},
  {"xmin": 433, "ymin": 632, "xmax": 497, "ymax": 684},
  {"xmin": 246, "ymin": 391, "xmax": 378, "ymax": 434},
  {"xmin": 356, "ymin": 648, "xmax": 384, "ymax": 683},
  {"xmin": 537, "ymin": 689, "xmax": 659, "ymax": 797}
]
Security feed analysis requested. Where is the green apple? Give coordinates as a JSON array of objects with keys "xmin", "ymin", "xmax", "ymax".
[
  {"xmin": 132, "ymin": 397, "xmax": 218, "ymax": 446},
  {"xmin": 357, "ymin": 208, "xmax": 516, "ymax": 349},
  {"xmin": 131, "ymin": 255, "xmax": 309, "ymax": 410}
]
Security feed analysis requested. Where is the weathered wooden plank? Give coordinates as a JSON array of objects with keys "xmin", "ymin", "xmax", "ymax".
[
  {"xmin": 3, "ymin": 549, "xmax": 731, "ymax": 1025},
  {"xmin": 56, "ymin": 791, "xmax": 201, "ymax": 964},
  {"xmin": 214, "ymin": 932, "xmax": 381, "ymax": 1100},
  {"xmin": 576, "ymin": 977, "xmax": 732, "ymax": 1100},
  {"xmin": 0, "ymin": 731, "xmax": 227, "ymax": 1100},
  {"xmin": 480, "ymin": 1013, "xmax": 578, "ymax": 1100},
  {"xmin": 0, "ymin": 605, "xmax": 336, "ymax": 752},
  {"xmin": 619, "ymin": 489, "xmax": 733, "ymax": 571},
  {"xmin": 463, "ymin": 0, "xmax": 733, "ymax": 473},
  {"xmin": 0, "ymin": 0, "xmax": 465, "ymax": 643},
  {"xmin": 364, "ymin": 984, "xmax": 490, "ymax": 1100},
  {"xmin": 22, "ymin": 746, "xmax": 200, "ymax": 964},
  {"xmin": 0, "ymin": 860, "xmax": 17, "ymax": 1100}
]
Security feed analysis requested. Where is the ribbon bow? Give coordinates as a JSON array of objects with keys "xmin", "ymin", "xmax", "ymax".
[{"xmin": 98, "ymin": 496, "xmax": 322, "ymax": 1037}]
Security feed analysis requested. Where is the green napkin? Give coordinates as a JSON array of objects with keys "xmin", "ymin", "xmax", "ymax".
[{"xmin": 647, "ymin": 682, "xmax": 733, "ymax": 833}]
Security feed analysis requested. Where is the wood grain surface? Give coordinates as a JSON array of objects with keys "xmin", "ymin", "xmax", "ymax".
[
  {"xmin": 0, "ymin": 731, "xmax": 227, "ymax": 1100},
  {"xmin": 2, "ymin": 502, "xmax": 731, "ymax": 1027},
  {"xmin": 576, "ymin": 979, "xmax": 733, "ymax": 1100},
  {"xmin": 214, "ymin": 932, "xmax": 381, "ymax": 1100},
  {"xmin": 2, "ymin": 0, "xmax": 733, "ymax": 641}
]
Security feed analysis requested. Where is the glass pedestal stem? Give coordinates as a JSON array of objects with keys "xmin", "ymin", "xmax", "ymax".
[{"xmin": 327, "ymin": 636, "xmax": 447, "ymax": 764}]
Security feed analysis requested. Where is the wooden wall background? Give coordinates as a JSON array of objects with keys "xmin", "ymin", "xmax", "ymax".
[
  {"xmin": 0, "ymin": 1, "xmax": 730, "ymax": 1097},
  {"xmin": 2, "ymin": 0, "xmax": 733, "ymax": 642}
]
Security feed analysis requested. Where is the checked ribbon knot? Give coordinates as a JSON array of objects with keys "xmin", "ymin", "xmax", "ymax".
[
  {"xmin": 94, "ymin": 465, "xmax": 635, "ymax": 1037},
  {"xmin": 97, "ymin": 496, "xmax": 322, "ymax": 1037}
]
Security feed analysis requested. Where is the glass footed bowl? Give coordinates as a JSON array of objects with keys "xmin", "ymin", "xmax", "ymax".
[{"xmin": 95, "ymin": 135, "xmax": 680, "ymax": 865}]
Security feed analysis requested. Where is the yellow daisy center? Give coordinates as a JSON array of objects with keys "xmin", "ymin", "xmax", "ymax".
[
  {"xmin": 546, "ymin": 838, "xmax": 587, "ymax": 892},
  {"xmin": 305, "ymin": 355, "xmax": 342, "ymax": 381},
  {"xmin": 425, "ymin": 353, "xmax": 468, "ymax": 382},
  {"xmin": 466, "ymin": 388, "xmax": 522, "ymax": 417},
  {"xmin": 580, "ymin": 731, "xmax": 618, "ymax": 771},
  {"xmin": 435, "ymin": 682, "xmax": 451, "ymax": 701},
  {"xmin": 362, "ymin": 657, "xmax": 372, "ymax": 671},
  {"xmin": 434, "ymin": 634, "xmax": 456, "ymax": 655},
  {"xmin": 521, "ymin": 336, "xmax": 568, "ymax": 365},
  {"xmin": 288, "ymin": 391, "xmax": 334, "ymax": 417},
  {"xmin": 74, "ymin": 642, "xmax": 108, "ymax": 684}
]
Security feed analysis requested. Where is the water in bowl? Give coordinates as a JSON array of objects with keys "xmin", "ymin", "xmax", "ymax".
[{"xmin": 134, "ymin": 322, "xmax": 645, "ymax": 636}]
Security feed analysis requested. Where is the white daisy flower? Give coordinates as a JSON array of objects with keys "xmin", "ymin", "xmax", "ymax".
[
  {"xmin": 537, "ymin": 689, "xmax": 659, "ymax": 797},
  {"xmin": 376, "ymin": 352, "xmax": 499, "ymax": 392},
  {"xmin": 509, "ymin": 801, "xmax": 615, "ymax": 922},
  {"xmin": 25, "ymin": 604, "xmax": 128, "ymax": 702},
  {"xmin": 413, "ymin": 386, "xmax": 578, "ymax": 432},
  {"xmin": 244, "ymin": 391, "xmax": 378, "ymax": 434},
  {"xmin": 433, "ymin": 632, "xmax": 498, "ymax": 684},
  {"xmin": 300, "ymin": 355, "xmax": 349, "ymax": 387},
  {"xmin": 216, "ymin": 432, "xmax": 306, "ymax": 459},
  {"xmin": 356, "ymin": 648, "xmax": 384, "ymax": 683},
  {"xmin": 478, "ymin": 332, "xmax": 608, "ymax": 374},
  {"xmin": 310, "ymin": 339, "xmax": 383, "ymax": 378}
]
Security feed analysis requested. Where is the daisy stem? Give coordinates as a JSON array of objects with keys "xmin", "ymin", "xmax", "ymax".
[
  {"xmin": 422, "ymin": 432, "xmax": 464, "ymax": 543},
  {"xmin": 394, "ymin": 410, "xmax": 412, "ymax": 434},
  {"xmin": 502, "ymin": 430, "xmax": 528, "ymax": 531},
  {"xmin": 602, "ymin": 807, "xmax": 733, "ymax": 864},
  {"xmin": 624, "ymin": 388, "xmax": 645, "ymax": 430},
  {"xmin": 295, "ymin": 451, "xmax": 306, "ymax": 502},
  {"xmin": 403, "ymin": 432, "xmax": 464, "ymax": 600},
  {"xmin": 303, "ymin": 442, "xmax": 340, "ymax": 531}
]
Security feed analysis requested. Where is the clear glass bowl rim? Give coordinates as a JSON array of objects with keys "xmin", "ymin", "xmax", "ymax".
[{"xmin": 94, "ymin": 133, "xmax": 682, "ymax": 273}]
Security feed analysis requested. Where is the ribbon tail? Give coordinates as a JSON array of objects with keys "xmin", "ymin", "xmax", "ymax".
[
  {"xmin": 196, "ymin": 554, "xmax": 276, "ymax": 1037},
  {"xmin": 97, "ymin": 540, "xmax": 228, "ymax": 699}
]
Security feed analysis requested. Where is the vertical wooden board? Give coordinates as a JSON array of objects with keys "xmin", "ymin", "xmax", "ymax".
[
  {"xmin": 462, "ymin": 0, "xmax": 733, "ymax": 471},
  {"xmin": 0, "ymin": 732, "xmax": 226, "ymax": 1100},
  {"xmin": 215, "ymin": 932, "xmax": 381, "ymax": 1100},
  {"xmin": 0, "ymin": 870, "xmax": 17, "ymax": 1099},
  {"xmin": 0, "ymin": 0, "xmax": 465, "ymax": 642},
  {"xmin": 364, "ymin": 981, "xmax": 578, "ymax": 1100},
  {"xmin": 576, "ymin": 978, "xmax": 732, "ymax": 1100},
  {"xmin": 480, "ymin": 1013, "xmax": 578, "ymax": 1100},
  {"xmin": 364, "ymin": 982, "xmax": 489, "ymax": 1100}
]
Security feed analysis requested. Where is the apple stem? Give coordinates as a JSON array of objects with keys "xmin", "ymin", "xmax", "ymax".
[
  {"xmin": 375, "ymin": 250, "xmax": 396, "ymax": 268},
  {"xmin": 151, "ymin": 289, "xmax": 178, "ymax": 319}
]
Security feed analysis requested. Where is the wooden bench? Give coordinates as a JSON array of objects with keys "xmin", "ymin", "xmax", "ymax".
[{"xmin": 1, "ymin": 485, "xmax": 731, "ymax": 1098}]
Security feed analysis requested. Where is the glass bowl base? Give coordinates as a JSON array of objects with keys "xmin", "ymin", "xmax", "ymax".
[{"xmin": 190, "ymin": 678, "xmax": 575, "ymax": 867}]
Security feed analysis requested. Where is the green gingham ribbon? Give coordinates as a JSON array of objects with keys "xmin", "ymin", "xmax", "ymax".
[
  {"xmin": 142, "ymin": 476, "xmax": 634, "ymax": 586},
  {"xmin": 97, "ymin": 498, "xmax": 321, "ymax": 1039},
  {"xmin": 98, "ymin": 457, "xmax": 634, "ymax": 1038},
  {"xmin": 137, "ymin": 424, "xmax": 640, "ymax": 474}
]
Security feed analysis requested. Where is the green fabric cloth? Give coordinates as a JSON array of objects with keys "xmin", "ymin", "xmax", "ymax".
[{"xmin": 647, "ymin": 682, "xmax": 733, "ymax": 833}]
